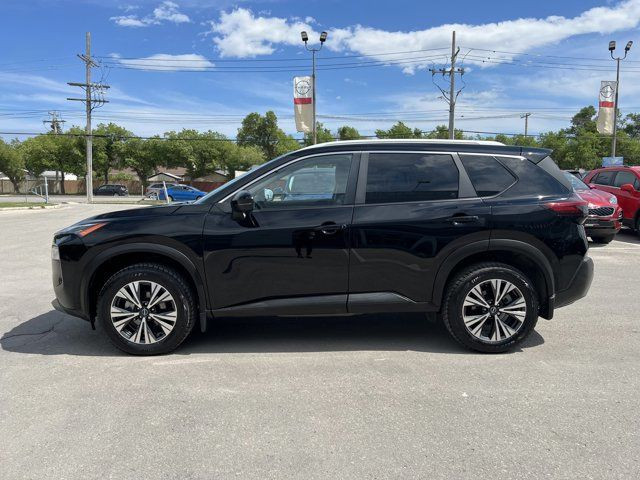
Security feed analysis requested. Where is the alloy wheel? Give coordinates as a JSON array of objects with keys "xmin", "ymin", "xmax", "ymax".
[
  {"xmin": 110, "ymin": 280, "xmax": 177, "ymax": 344},
  {"xmin": 462, "ymin": 279, "xmax": 527, "ymax": 343}
]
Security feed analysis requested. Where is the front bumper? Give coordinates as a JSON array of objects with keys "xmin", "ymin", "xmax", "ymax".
[
  {"xmin": 555, "ymin": 256, "xmax": 594, "ymax": 309},
  {"xmin": 584, "ymin": 217, "xmax": 621, "ymax": 237}
]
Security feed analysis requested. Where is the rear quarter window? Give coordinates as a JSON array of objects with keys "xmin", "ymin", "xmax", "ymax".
[
  {"xmin": 497, "ymin": 156, "xmax": 570, "ymax": 197},
  {"xmin": 460, "ymin": 155, "xmax": 516, "ymax": 197}
]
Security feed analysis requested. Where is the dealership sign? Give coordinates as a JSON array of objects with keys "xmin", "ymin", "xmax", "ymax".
[
  {"xmin": 293, "ymin": 76, "xmax": 313, "ymax": 133},
  {"xmin": 602, "ymin": 156, "xmax": 623, "ymax": 167},
  {"xmin": 597, "ymin": 80, "xmax": 617, "ymax": 135}
]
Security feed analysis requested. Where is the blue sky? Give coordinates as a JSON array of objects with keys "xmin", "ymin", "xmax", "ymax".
[{"xmin": 2, "ymin": 0, "xmax": 640, "ymax": 140}]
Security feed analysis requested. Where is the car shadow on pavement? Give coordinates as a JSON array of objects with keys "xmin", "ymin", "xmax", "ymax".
[{"xmin": 1, "ymin": 310, "xmax": 544, "ymax": 357}]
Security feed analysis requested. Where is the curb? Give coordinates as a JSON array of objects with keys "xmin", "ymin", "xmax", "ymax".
[{"xmin": 0, "ymin": 204, "xmax": 61, "ymax": 211}]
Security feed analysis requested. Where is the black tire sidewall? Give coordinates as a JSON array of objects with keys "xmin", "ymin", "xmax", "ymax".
[
  {"xmin": 445, "ymin": 265, "xmax": 539, "ymax": 353},
  {"xmin": 97, "ymin": 266, "xmax": 195, "ymax": 355},
  {"xmin": 591, "ymin": 234, "xmax": 614, "ymax": 244}
]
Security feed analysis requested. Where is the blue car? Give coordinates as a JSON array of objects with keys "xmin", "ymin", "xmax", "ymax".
[{"xmin": 157, "ymin": 184, "xmax": 206, "ymax": 202}]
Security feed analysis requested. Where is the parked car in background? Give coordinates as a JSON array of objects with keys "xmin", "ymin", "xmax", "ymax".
[
  {"xmin": 583, "ymin": 166, "xmax": 640, "ymax": 232},
  {"xmin": 157, "ymin": 184, "xmax": 206, "ymax": 202},
  {"xmin": 564, "ymin": 172, "xmax": 621, "ymax": 244},
  {"xmin": 52, "ymin": 140, "xmax": 594, "ymax": 355},
  {"xmin": 94, "ymin": 184, "xmax": 128, "ymax": 196},
  {"xmin": 564, "ymin": 169, "xmax": 587, "ymax": 179},
  {"xmin": 146, "ymin": 182, "xmax": 177, "ymax": 199}
]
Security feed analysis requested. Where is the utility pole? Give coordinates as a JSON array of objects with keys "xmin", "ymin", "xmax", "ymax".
[
  {"xmin": 43, "ymin": 111, "xmax": 66, "ymax": 194},
  {"xmin": 430, "ymin": 31, "xmax": 464, "ymax": 139},
  {"xmin": 521, "ymin": 113, "xmax": 531, "ymax": 137},
  {"xmin": 67, "ymin": 32, "xmax": 109, "ymax": 203},
  {"xmin": 609, "ymin": 40, "xmax": 633, "ymax": 158},
  {"xmin": 301, "ymin": 31, "xmax": 328, "ymax": 144}
]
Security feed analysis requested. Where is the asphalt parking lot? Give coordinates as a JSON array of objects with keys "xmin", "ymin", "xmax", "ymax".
[{"xmin": 1, "ymin": 204, "xmax": 639, "ymax": 480}]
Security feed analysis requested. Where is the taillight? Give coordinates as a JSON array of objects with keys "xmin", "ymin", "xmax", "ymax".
[{"xmin": 544, "ymin": 198, "xmax": 589, "ymax": 223}]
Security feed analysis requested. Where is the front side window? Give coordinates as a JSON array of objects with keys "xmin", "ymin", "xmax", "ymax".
[
  {"xmin": 594, "ymin": 170, "xmax": 616, "ymax": 186},
  {"xmin": 460, "ymin": 155, "xmax": 516, "ymax": 196},
  {"xmin": 365, "ymin": 153, "xmax": 459, "ymax": 204},
  {"xmin": 613, "ymin": 171, "xmax": 637, "ymax": 188},
  {"xmin": 247, "ymin": 154, "xmax": 352, "ymax": 209}
]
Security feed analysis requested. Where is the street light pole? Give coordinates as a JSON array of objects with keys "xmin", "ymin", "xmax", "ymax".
[
  {"xmin": 609, "ymin": 40, "xmax": 633, "ymax": 158},
  {"xmin": 301, "ymin": 31, "xmax": 327, "ymax": 145}
]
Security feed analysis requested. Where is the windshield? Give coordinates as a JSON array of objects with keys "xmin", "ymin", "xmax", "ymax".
[{"xmin": 563, "ymin": 171, "xmax": 589, "ymax": 191}]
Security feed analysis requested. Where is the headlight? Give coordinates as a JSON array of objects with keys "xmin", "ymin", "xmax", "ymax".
[
  {"xmin": 610, "ymin": 196, "xmax": 618, "ymax": 205},
  {"xmin": 59, "ymin": 222, "xmax": 107, "ymax": 237},
  {"xmin": 51, "ymin": 244, "xmax": 60, "ymax": 261}
]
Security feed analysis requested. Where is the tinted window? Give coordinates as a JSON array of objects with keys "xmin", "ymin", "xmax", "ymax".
[
  {"xmin": 248, "ymin": 154, "xmax": 352, "ymax": 209},
  {"xmin": 365, "ymin": 153, "xmax": 458, "ymax": 204},
  {"xmin": 497, "ymin": 156, "xmax": 570, "ymax": 197},
  {"xmin": 563, "ymin": 171, "xmax": 590, "ymax": 191},
  {"xmin": 594, "ymin": 170, "xmax": 616, "ymax": 186},
  {"xmin": 460, "ymin": 155, "xmax": 516, "ymax": 196},
  {"xmin": 613, "ymin": 171, "xmax": 637, "ymax": 188}
]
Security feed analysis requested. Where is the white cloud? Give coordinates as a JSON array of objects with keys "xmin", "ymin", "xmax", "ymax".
[
  {"xmin": 152, "ymin": 1, "xmax": 190, "ymax": 24},
  {"xmin": 111, "ymin": 53, "xmax": 214, "ymax": 71},
  {"xmin": 111, "ymin": 15, "xmax": 148, "ymax": 27},
  {"xmin": 111, "ymin": 1, "xmax": 190, "ymax": 28},
  {"xmin": 209, "ymin": 1, "xmax": 640, "ymax": 72},
  {"xmin": 209, "ymin": 8, "xmax": 317, "ymax": 58}
]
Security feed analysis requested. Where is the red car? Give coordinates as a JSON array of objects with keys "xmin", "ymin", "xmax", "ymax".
[
  {"xmin": 583, "ymin": 166, "xmax": 640, "ymax": 233},
  {"xmin": 564, "ymin": 171, "xmax": 622, "ymax": 244}
]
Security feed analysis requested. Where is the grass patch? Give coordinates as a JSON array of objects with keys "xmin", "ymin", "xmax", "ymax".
[{"xmin": 0, "ymin": 202, "xmax": 54, "ymax": 209}]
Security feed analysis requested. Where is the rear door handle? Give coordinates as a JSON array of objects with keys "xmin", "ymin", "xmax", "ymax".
[{"xmin": 446, "ymin": 215, "xmax": 480, "ymax": 224}]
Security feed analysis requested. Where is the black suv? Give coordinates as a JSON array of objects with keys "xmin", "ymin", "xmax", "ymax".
[{"xmin": 52, "ymin": 140, "xmax": 594, "ymax": 355}]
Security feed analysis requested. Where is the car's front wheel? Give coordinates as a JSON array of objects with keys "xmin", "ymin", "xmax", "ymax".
[
  {"xmin": 442, "ymin": 262, "xmax": 539, "ymax": 353},
  {"xmin": 97, "ymin": 263, "xmax": 197, "ymax": 355}
]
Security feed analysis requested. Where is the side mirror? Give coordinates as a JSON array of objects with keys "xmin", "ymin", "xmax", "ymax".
[
  {"xmin": 231, "ymin": 190, "xmax": 254, "ymax": 221},
  {"xmin": 588, "ymin": 183, "xmax": 596, "ymax": 189},
  {"xmin": 620, "ymin": 183, "xmax": 635, "ymax": 193}
]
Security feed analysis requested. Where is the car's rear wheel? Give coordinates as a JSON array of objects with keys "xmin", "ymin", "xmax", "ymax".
[
  {"xmin": 442, "ymin": 262, "xmax": 539, "ymax": 353},
  {"xmin": 97, "ymin": 263, "xmax": 197, "ymax": 355},
  {"xmin": 591, "ymin": 234, "xmax": 615, "ymax": 244}
]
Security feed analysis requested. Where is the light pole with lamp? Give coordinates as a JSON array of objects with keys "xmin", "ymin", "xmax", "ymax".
[
  {"xmin": 609, "ymin": 40, "xmax": 633, "ymax": 157},
  {"xmin": 301, "ymin": 30, "xmax": 327, "ymax": 145}
]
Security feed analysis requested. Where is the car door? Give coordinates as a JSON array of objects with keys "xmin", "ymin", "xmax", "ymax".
[
  {"xmin": 202, "ymin": 152, "xmax": 359, "ymax": 314},
  {"xmin": 611, "ymin": 170, "xmax": 640, "ymax": 221},
  {"xmin": 348, "ymin": 151, "xmax": 491, "ymax": 312}
]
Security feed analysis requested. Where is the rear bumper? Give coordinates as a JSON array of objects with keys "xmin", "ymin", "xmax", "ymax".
[{"xmin": 555, "ymin": 256, "xmax": 594, "ymax": 309}]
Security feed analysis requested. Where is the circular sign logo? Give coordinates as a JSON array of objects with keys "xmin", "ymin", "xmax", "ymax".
[
  {"xmin": 601, "ymin": 84, "xmax": 614, "ymax": 99},
  {"xmin": 295, "ymin": 79, "xmax": 311, "ymax": 96}
]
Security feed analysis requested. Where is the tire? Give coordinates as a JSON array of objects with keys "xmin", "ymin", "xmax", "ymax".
[
  {"xmin": 591, "ymin": 234, "xmax": 615, "ymax": 244},
  {"xmin": 442, "ymin": 262, "xmax": 539, "ymax": 353},
  {"xmin": 168, "ymin": 195, "xmax": 174, "ymax": 202},
  {"xmin": 97, "ymin": 263, "xmax": 197, "ymax": 355},
  {"xmin": 113, "ymin": 193, "xmax": 118, "ymax": 197},
  {"xmin": 195, "ymin": 196, "xmax": 202, "ymax": 201}
]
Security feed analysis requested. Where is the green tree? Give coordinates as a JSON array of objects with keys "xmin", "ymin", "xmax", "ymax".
[
  {"xmin": 122, "ymin": 137, "xmax": 161, "ymax": 191},
  {"xmin": 568, "ymin": 106, "xmax": 597, "ymax": 134},
  {"xmin": 303, "ymin": 122, "xmax": 333, "ymax": 146},
  {"xmin": 237, "ymin": 111, "xmax": 299, "ymax": 159},
  {"xmin": 93, "ymin": 123, "xmax": 132, "ymax": 184},
  {"xmin": 337, "ymin": 125, "xmax": 360, "ymax": 140},
  {"xmin": 0, "ymin": 139, "xmax": 25, "ymax": 192},
  {"xmin": 622, "ymin": 113, "xmax": 640, "ymax": 139},
  {"xmin": 20, "ymin": 134, "xmax": 56, "ymax": 176},
  {"xmin": 424, "ymin": 125, "xmax": 465, "ymax": 140},
  {"xmin": 375, "ymin": 121, "xmax": 417, "ymax": 139}
]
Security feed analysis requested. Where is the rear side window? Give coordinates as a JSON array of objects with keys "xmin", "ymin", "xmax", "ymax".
[
  {"xmin": 365, "ymin": 153, "xmax": 458, "ymax": 204},
  {"xmin": 460, "ymin": 155, "xmax": 516, "ymax": 196},
  {"xmin": 497, "ymin": 156, "xmax": 570, "ymax": 197},
  {"xmin": 594, "ymin": 170, "xmax": 616, "ymax": 186},
  {"xmin": 613, "ymin": 171, "xmax": 637, "ymax": 188}
]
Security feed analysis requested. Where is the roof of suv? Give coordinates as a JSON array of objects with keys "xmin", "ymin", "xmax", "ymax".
[{"xmin": 295, "ymin": 139, "xmax": 552, "ymax": 163}]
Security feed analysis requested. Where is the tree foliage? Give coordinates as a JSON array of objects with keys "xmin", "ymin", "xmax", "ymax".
[{"xmin": 0, "ymin": 139, "xmax": 25, "ymax": 192}]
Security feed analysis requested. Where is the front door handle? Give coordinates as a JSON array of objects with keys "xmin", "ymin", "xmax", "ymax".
[
  {"xmin": 446, "ymin": 215, "xmax": 480, "ymax": 225},
  {"xmin": 317, "ymin": 222, "xmax": 347, "ymax": 235}
]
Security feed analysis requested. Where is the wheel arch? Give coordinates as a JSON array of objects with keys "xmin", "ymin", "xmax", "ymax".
[
  {"xmin": 432, "ymin": 239, "xmax": 555, "ymax": 319},
  {"xmin": 82, "ymin": 244, "xmax": 208, "ymax": 330}
]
